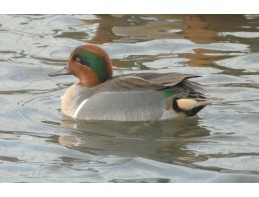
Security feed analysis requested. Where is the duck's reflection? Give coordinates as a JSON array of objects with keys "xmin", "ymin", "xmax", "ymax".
[{"xmin": 58, "ymin": 117, "xmax": 210, "ymax": 165}]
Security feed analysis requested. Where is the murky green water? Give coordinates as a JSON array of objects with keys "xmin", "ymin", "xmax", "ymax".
[{"xmin": 1, "ymin": 14, "xmax": 259, "ymax": 182}]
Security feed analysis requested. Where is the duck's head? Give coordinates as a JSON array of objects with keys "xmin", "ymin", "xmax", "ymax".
[{"xmin": 49, "ymin": 45, "xmax": 113, "ymax": 88}]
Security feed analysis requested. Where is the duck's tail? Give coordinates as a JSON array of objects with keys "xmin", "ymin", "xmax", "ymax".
[{"xmin": 172, "ymin": 97, "xmax": 214, "ymax": 117}]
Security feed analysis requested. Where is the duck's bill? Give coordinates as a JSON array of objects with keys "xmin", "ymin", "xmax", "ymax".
[{"xmin": 48, "ymin": 66, "xmax": 71, "ymax": 77}]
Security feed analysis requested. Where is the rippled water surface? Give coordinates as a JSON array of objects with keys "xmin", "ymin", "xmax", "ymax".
[{"xmin": 1, "ymin": 14, "xmax": 259, "ymax": 182}]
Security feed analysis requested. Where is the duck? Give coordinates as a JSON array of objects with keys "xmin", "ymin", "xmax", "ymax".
[{"xmin": 49, "ymin": 44, "xmax": 212, "ymax": 121}]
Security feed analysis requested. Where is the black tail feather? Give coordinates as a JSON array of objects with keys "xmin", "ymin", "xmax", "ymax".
[{"xmin": 184, "ymin": 105, "xmax": 205, "ymax": 117}]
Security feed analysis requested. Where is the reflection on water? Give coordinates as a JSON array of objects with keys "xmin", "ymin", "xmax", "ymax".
[
  {"xmin": 1, "ymin": 14, "xmax": 259, "ymax": 182},
  {"xmin": 57, "ymin": 117, "xmax": 209, "ymax": 164}
]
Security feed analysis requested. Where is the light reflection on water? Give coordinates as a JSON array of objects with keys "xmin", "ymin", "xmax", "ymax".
[{"xmin": 1, "ymin": 14, "xmax": 259, "ymax": 182}]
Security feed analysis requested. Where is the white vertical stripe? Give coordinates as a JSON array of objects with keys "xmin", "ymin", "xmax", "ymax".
[{"xmin": 73, "ymin": 99, "xmax": 88, "ymax": 118}]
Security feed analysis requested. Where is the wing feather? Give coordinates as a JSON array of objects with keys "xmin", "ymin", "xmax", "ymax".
[{"xmin": 94, "ymin": 72, "xmax": 200, "ymax": 93}]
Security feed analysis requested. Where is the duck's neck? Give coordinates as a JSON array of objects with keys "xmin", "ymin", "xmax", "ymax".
[
  {"xmin": 79, "ymin": 79, "xmax": 101, "ymax": 88},
  {"xmin": 79, "ymin": 70, "xmax": 102, "ymax": 88}
]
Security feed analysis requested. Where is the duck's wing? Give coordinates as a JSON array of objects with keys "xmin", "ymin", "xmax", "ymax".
[
  {"xmin": 95, "ymin": 72, "xmax": 200, "ymax": 93},
  {"xmin": 133, "ymin": 72, "xmax": 199, "ymax": 87}
]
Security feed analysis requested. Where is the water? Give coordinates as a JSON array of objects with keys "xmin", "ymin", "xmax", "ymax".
[{"xmin": 1, "ymin": 14, "xmax": 259, "ymax": 182}]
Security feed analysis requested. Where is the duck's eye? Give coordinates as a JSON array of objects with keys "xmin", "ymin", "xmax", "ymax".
[
  {"xmin": 73, "ymin": 52, "xmax": 89, "ymax": 67},
  {"xmin": 75, "ymin": 57, "xmax": 81, "ymax": 63},
  {"xmin": 73, "ymin": 54, "xmax": 82, "ymax": 63}
]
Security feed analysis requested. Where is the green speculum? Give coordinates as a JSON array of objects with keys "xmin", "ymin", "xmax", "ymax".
[{"xmin": 163, "ymin": 91, "xmax": 174, "ymax": 98}]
